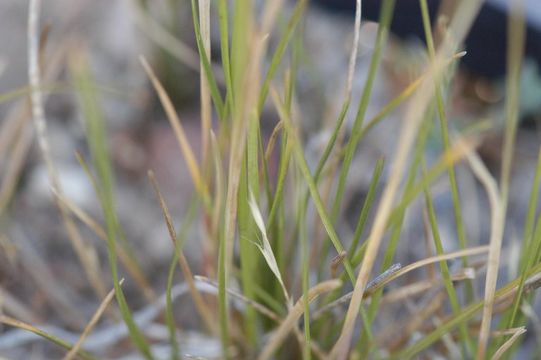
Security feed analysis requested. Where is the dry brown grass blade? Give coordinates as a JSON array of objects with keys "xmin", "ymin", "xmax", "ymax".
[
  {"xmin": 466, "ymin": 150, "xmax": 504, "ymax": 359},
  {"xmin": 330, "ymin": 2, "xmax": 483, "ymax": 357},
  {"xmin": 148, "ymin": 170, "xmax": 216, "ymax": 335},
  {"xmin": 258, "ymin": 279, "xmax": 342, "ymax": 360},
  {"xmin": 28, "ymin": 0, "xmax": 106, "ymax": 302},
  {"xmin": 140, "ymin": 56, "xmax": 209, "ymax": 205},
  {"xmin": 62, "ymin": 280, "xmax": 123, "ymax": 360},
  {"xmin": 491, "ymin": 327, "xmax": 527, "ymax": 360},
  {"xmin": 51, "ymin": 186, "xmax": 156, "ymax": 302}
]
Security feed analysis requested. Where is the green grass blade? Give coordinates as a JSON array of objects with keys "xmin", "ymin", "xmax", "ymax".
[
  {"xmin": 218, "ymin": 0, "xmax": 234, "ymax": 114},
  {"xmin": 329, "ymin": 0, "xmax": 395, "ymax": 226},
  {"xmin": 521, "ymin": 147, "xmax": 541, "ymax": 264},
  {"xmin": 190, "ymin": 0, "xmax": 225, "ymax": 120},
  {"xmin": 164, "ymin": 193, "xmax": 200, "ymax": 360},
  {"xmin": 418, "ymin": 0, "xmax": 476, "ymax": 309},
  {"xmin": 237, "ymin": 121, "xmax": 260, "ymax": 346},
  {"xmin": 165, "ymin": 250, "xmax": 180, "ymax": 360},
  {"xmin": 71, "ymin": 55, "xmax": 154, "ymax": 360},
  {"xmin": 257, "ymin": 0, "xmax": 307, "ymax": 114},
  {"xmin": 270, "ymin": 88, "xmax": 354, "ymax": 282},
  {"xmin": 347, "ymin": 158, "xmax": 384, "ymax": 262},
  {"xmin": 423, "ymin": 161, "xmax": 473, "ymax": 355}
]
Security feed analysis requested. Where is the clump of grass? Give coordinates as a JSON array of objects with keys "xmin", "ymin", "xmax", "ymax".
[{"xmin": 2, "ymin": 0, "xmax": 541, "ymax": 359}]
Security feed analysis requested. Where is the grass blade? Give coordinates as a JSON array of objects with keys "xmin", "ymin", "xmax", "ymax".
[
  {"xmin": 148, "ymin": 171, "xmax": 216, "ymax": 334},
  {"xmin": 71, "ymin": 52, "xmax": 154, "ymax": 360},
  {"xmin": 63, "ymin": 281, "xmax": 122, "ymax": 360},
  {"xmin": 258, "ymin": 280, "xmax": 342, "ymax": 360},
  {"xmin": 0, "ymin": 316, "xmax": 97, "ymax": 360},
  {"xmin": 331, "ymin": 2, "xmax": 483, "ymax": 357},
  {"xmin": 140, "ymin": 56, "xmax": 210, "ymax": 208},
  {"xmin": 248, "ymin": 191, "xmax": 289, "ymax": 301}
]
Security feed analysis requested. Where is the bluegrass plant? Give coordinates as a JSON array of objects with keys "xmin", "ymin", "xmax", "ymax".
[{"xmin": 4, "ymin": 0, "xmax": 541, "ymax": 359}]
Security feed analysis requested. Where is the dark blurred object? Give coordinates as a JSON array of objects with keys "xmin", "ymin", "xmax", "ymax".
[{"xmin": 312, "ymin": 0, "xmax": 541, "ymax": 80}]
